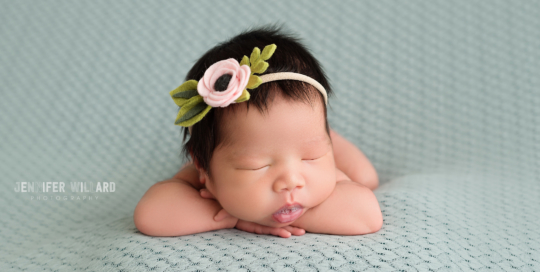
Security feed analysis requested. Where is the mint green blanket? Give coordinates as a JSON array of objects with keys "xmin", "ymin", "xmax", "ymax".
[{"xmin": 1, "ymin": 0, "xmax": 538, "ymax": 270}]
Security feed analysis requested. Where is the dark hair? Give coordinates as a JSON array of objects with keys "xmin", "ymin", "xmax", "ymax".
[{"xmin": 179, "ymin": 24, "xmax": 333, "ymax": 177}]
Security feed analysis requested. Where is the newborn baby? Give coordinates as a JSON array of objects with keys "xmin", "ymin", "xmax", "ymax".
[{"xmin": 134, "ymin": 26, "xmax": 382, "ymax": 238}]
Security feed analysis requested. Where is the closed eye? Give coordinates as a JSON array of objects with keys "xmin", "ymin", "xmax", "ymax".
[
  {"xmin": 303, "ymin": 156, "xmax": 323, "ymax": 161},
  {"xmin": 237, "ymin": 165, "xmax": 268, "ymax": 171},
  {"xmin": 303, "ymin": 150, "xmax": 330, "ymax": 161}
]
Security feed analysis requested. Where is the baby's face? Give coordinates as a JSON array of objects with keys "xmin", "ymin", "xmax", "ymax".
[{"xmin": 201, "ymin": 93, "xmax": 336, "ymax": 228}]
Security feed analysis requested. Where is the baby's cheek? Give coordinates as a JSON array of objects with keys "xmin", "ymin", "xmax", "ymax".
[{"xmin": 218, "ymin": 188, "xmax": 268, "ymax": 220}]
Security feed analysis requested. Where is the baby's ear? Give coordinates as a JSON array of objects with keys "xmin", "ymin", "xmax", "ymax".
[
  {"xmin": 192, "ymin": 161, "xmax": 207, "ymax": 185},
  {"xmin": 197, "ymin": 167, "xmax": 207, "ymax": 184}
]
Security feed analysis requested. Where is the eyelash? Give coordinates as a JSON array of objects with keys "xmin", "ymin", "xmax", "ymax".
[
  {"xmin": 246, "ymin": 165, "xmax": 268, "ymax": 171},
  {"xmin": 241, "ymin": 154, "xmax": 326, "ymax": 170}
]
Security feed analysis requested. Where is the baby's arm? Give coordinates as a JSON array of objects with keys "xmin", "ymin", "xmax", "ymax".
[
  {"xmin": 133, "ymin": 162, "xmax": 238, "ymax": 236},
  {"xmin": 330, "ymin": 129, "xmax": 379, "ymax": 190},
  {"xmin": 201, "ymin": 168, "xmax": 382, "ymax": 236},
  {"xmin": 291, "ymin": 180, "xmax": 383, "ymax": 235}
]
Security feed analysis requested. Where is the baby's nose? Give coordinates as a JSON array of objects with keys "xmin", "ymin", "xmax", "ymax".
[{"xmin": 273, "ymin": 172, "xmax": 305, "ymax": 192}]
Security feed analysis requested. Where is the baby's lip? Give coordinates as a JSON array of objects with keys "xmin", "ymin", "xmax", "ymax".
[
  {"xmin": 275, "ymin": 203, "xmax": 303, "ymax": 212},
  {"xmin": 272, "ymin": 203, "xmax": 304, "ymax": 223}
]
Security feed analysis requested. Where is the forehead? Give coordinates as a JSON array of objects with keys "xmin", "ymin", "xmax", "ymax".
[{"xmin": 217, "ymin": 92, "xmax": 329, "ymax": 154}]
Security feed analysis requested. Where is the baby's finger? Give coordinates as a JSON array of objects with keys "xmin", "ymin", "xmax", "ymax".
[
  {"xmin": 237, "ymin": 221, "xmax": 291, "ymax": 238},
  {"xmin": 275, "ymin": 228, "xmax": 292, "ymax": 238},
  {"xmin": 214, "ymin": 208, "xmax": 231, "ymax": 221},
  {"xmin": 282, "ymin": 226, "xmax": 306, "ymax": 236},
  {"xmin": 258, "ymin": 225, "xmax": 291, "ymax": 238},
  {"xmin": 199, "ymin": 189, "xmax": 215, "ymax": 199}
]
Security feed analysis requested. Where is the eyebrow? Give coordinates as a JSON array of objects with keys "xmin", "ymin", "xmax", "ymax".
[
  {"xmin": 296, "ymin": 134, "xmax": 333, "ymax": 149},
  {"xmin": 226, "ymin": 135, "xmax": 332, "ymax": 161}
]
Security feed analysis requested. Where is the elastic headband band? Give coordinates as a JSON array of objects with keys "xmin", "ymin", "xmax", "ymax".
[{"xmin": 259, "ymin": 72, "xmax": 328, "ymax": 105}]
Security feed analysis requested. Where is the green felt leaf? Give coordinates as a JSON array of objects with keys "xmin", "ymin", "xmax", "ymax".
[
  {"xmin": 235, "ymin": 89, "xmax": 250, "ymax": 103},
  {"xmin": 170, "ymin": 80, "xmax": 199, "ymax": 106},
  {"xmin": 261, "ymin": 44, "xmax": 277, "ymax": 60},
  {"xmin": 249, "ymin": 59, "xmax": 260, "ymax": 73},
  {"xmin": 240, "ymin": 55, "xmax": 250, "ymax": 67},
  {"xmin": 246, "ymin": 75, "xmax": 262, "ymax": 89},
  {"xmin": 172, "ymin": 89, "xmax": 198, "ymax": 99},
  {"xmin": 250, "ymin": 47, "xmax": 260, "ymax": 66},
  {"xmin": 170, "ymin": 80, "xmax": 198, "ymax": 95},
  {"xmin": 171, "ymin": 97, "xmax": 189, "ymax": 107},
  {"xmin": 175, "ymin": 102, "xmax": 207, "ymax": 124},
  {"xmin": 177, "ymin": 105, "xmax": 212, "ymax": 127},
  {"xmin": 176, "ymin": 95, "xmax": 204, "ymax": 119},
  {"xmin": 251, "ymin": 61, "xmax": 269, "ymax": 74}
]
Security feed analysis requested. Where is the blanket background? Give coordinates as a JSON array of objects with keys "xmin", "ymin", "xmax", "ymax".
[{"xmin": 1, "ymin": 0, "xmax": 538, "ymax": 270}]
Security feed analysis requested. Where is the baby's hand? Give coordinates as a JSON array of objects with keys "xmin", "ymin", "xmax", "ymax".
[
  {"xmin": 199, "ymin": 188, "xmax": 305, "ymax": 238},
  {"xmin": 235, "ymin": 220, "xmax": 305, "ymax": 238}
]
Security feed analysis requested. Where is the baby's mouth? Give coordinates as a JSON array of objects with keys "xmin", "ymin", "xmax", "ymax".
[{"xmin": 272, "ymin": 203, "xmax": 304, "ymax": 223}]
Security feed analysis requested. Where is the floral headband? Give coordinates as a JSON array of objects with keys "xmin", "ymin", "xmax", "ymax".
[{"xmin": 170, "ymin": 44, "xmax": 328, "ymax": 131}]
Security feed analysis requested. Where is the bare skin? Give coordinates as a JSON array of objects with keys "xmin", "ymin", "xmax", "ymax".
[{"xmin": 134, "ymin": 93, "xmax": 381, "ymax": 238}]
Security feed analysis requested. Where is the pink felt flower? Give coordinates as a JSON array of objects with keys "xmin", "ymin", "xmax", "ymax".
[{"xmin": 197, "ymin": 58, "xmax": 251, "ymax": 107}]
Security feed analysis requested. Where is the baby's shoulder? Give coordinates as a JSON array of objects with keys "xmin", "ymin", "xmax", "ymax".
[{"xmin": 171, "ymin": 163, "xmax": 204, "ymax": 190}]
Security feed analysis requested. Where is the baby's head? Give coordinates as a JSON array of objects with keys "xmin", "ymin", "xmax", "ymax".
[{"xmin": 177, "ymin": 25, "xmax": 336, "ymax": 227}]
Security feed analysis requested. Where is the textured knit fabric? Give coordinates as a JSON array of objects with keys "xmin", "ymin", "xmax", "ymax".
[{"xmin": 1, "ymin": 0, "xmax": 539, "ymax": 271}]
